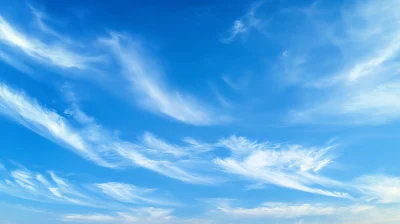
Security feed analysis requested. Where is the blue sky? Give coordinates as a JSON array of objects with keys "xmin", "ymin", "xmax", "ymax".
[{"xmin": 0, "ymin": 0, "xmax": 400, "ymax": 223}]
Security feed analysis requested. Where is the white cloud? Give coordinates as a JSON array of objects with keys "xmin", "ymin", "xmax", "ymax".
[
  {"xmin": 113, "ymin": 142, "xmax": 216, "ymax": 184},
  {"xmin": 28, "ymin": 5, "xmax": 68, "ymax": 42},
  {"xmin": 286, "ymin": 0, "xmax": 400, "ymax": 124},
  {"xmin": 94, "ymin": 182, "xmax": 176, "ymax": 206},
  {"xmin": 318, "ymin": 0, "xmax": 400, "ymax": 85},
  {"xmin": 0, "ymin": 163, "xmax": 181, "ymax": 210},
  {"xmin": 140, "ymin": 132, "xmax": 213, "ymax": 158},
  {"xmin": 1, "ymin": 7, "xmax": 223, "ymax": 126},
  {"xmin": 221, "ymin": 2, "xmax": 268, "ymax": 43},
  {"xmin": 0, "ymin": 83, "xmax": 115, "ymax": 167},
  {"xmin": 218, "ymin": 201, "xmax": 342, "ymax": 218},
  {"xmin": 61, "ymin": 207, "xmax": 214, "ymax": 224},
  {"xmin": 214, "ymin": 200, "xmax": 400, "ymax": 224},
  {"xmin": 0, "ymin": 167, "xmax": 101, "ymax": 207},
  {"xmin": 0, "ymin": 82, "xmax": 215, "ymax": 184},
  {"xmin": 221, "ymin": 20, "xmax": 247, "ymax": 43},
  {"xmin": 340, "ymin": 82, "xmax": 400, "ymax": 123},
  {"xmin": 62, "ymin": 214, "xmax": 117, "ymax": 223},
  {"xmin": 61, "ymin": 84, "xmax": 94, "ymax": 124},
  {"xmin": 354, "ymin": 175, "xmax": 400, "ymax": 203},
  {"xmin": 0, "ymin": 50, "xmax": 32, "ymax": 74},
  {"xmin": 99, "ymin": 33, "xmax": 220, "ymax": 125},
  {"xmin": 62, "ymin": 207, "xmax": 173, "ymax": 223},
  {"xmin": 0, "ymin": 16, "xmax": 101, "ymax": 69},
  {"xmin": 214, "ymin": 136, "xmax": 348, "ymax": 198}
]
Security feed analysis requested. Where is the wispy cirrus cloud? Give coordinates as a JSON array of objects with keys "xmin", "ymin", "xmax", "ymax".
[
  {"xmin": 0, "ymin": 82, "xmax": 216, "ymax": 184},
  {"xmin": 0, "ymin": 82, "xmax": 114, "ymax": 167},
  {"xmin": 99, "ymin": 33, "xmax": 222, "ymax": 125},
  {"xmin": 62, "ymin": 207, "xmax": 213, "ymax": 224},
  {"xmin": 62, "ymin": 207, "xmax": 173, "ymax": 223},
  {"xmin": 139, "ymin": 132, "xmax": 213, "ymax": 158},
  {"xmin": 354, "ymin": 175, "xmax": 400, "ymax": 204},
  {"xmin": 0, "ymin": 166, "xmax": 100, "ymax": 207},
  {"xmin": 221, "ymin": 2, "xmax": 268, "ymax": 43},
  {"xmin": 0, "ymin": 162, "xmax": 179, "ymax": 209},
  {"xmin": 0, "ymin": 16, "xmax": 102, "ymax": 69},
  {"xmin": 216, "ymin": 201, "xmax": 363, "ymax": 218},
  {"xmin": 93, "ymin": 182, "xmax": 177, "ymax": 206},
  {"xmin": 214, "ymin": 136, "xmax": 348, "ymax": 198},
  {"xmin": 284, "ymin": 0, "xmax": 400, "ymax": 125},
  {"xmin": 1, "ymin": 4, "xmax": 226, "ymax": 126},
  {"xmin": 213, "ymin": 199, "xmax": 400, "ymax": 224},
  {"xmin": 0, "ymin": 50, "xmax": 32, "ymax": 74}
]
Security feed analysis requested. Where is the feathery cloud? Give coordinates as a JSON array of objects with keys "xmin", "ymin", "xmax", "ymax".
[
  {"xmin": 0, "ymin": 163, "xmax": 179, "ymax": 209},
  {"xmin": 99, "ymin": 33, "xmax": 220, "ymax": 125},
  {"xmin": 93, "ymin": 182, "xmax": 177, "ymax": 206},
  {"xmin": 62, "ymin": 207, "xmax": 174, "ymax": 223},
  {"xmin": 221, "ymin": 2, "xmax": 268, "ymax": 43},
  {"xmin": 214, "ymin": 136, "xmax": 348, "ymax": 198},
  {"xmin": 354, "ymin": 175, "xmax": 400, "ymax": 203},
  {"xmin": 286, "ymin": 0, "xmax": 400, "ymax": 124},
  {"xmin": 217, "ymin": 201, "xmax": 344, "ymax": 218},
  {"xmin": 0, "ymin": 82, "xmax": 216, "ymax": 184},
  {"xmin": 213, "ymin": 200, "xmax": 400, "ymax": 224},
  {"xmin": 0, "ymin": 16, "xmax": 102, "ymax": 69},
  {"xmin": 0, "ymin": 167, "xmax": 100, "ymax": 207}
]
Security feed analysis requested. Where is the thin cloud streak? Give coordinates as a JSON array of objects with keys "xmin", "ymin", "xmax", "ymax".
[
  {"xmin": 94, "ymin": 182, "xmax": 177, "ymax": 206},
  {"xmin": 286, "ymin": 0, "xmax": 400, "ymax": 124},
  {"xmin": 0, "ymin": 163, "xmax": 178, "ymax": 209},
  {"xmin": 0, "ymin": 82, "xmax": 216, "ymax": 184},
  {"xmin": 214, "ymin": 136, "xmax": 349, "ymax": 198},
  {"xmin": 0, "ymin": 16, "xmax": 101, "ymax": 69},
  {"xmin": 100, "ymin": 33, "xmax": 221, "ymax": 125}
]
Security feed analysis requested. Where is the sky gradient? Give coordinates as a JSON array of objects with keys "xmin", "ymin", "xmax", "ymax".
[{"xmin": 0, "ymin": 0, "xmax": 400, "ymax": 223}]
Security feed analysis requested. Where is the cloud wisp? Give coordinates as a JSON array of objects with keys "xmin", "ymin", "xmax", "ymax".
[
  {"xmin": 62, "ymin": 207, "xmax": 174, "ymax": 223},
  {"xmin": 99, "ymin": 33, "xmax": 221, "ymax": 125},
  {"xmin": 0, "ymin": 82, "xmax": 359, "ymax": 194},
  {"xmin": 0, "ymin": 163, "xmax": 178, "ymax": 209},
  {"xmin": 214, "ymin": 200, "xmax": 400, "ymax": 224},
  {"xmin": 0, "ymin": 82, "xmax": 216, "ymax": 184},
  {"xmin": 214, "ymin": 136, "xmax": 348, "ymax": 198},
  {"xmin": 284, "ymin": 0, "xmax": 400, "ymax": 125},
  {"xmin": 93, "ymin": 182, "xmax": 177, "ymax": 206},
  {"xmin": 0, "ymin": 5, "xmax": 226, "ymax": 126},
  {"xmin": 354, "ymin": 175, "xmax": 400, "ymax": 204},
  {"xmin": 0, "ymin": 16, "xmax": 102, "ymax": 69},
  {"xmin": 0, "ymin": 167, "xmax": 102, "ymax": 207},
  {"xmin": 221, "ymin": 2, "xmax": 268, "ymax": 43}
]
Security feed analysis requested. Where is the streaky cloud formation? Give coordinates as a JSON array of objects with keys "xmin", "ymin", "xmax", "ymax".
[
  {"xmin": 62, "ymin": 207, "xmax": 216, "ymax": 224},
  {"xmin": 0, "ymin": 16, "xmax": 102, "ymax": 69},
  {"xmin": 0, "ymin": 82, "xmax": 114, "ymax": 167},
  {"xmin": 0, "ymin": 162, "xmax": 177, "ymax": 209},
  {"xmin": 214, "ymin": 136, "xmax": 348, "ymax": 198},
  {"xmin": 221, "ymin": 1, "xmax": 268, "ymax": 43},
  {"xmin": 99, "ymin": 33, "xmax": 220, "ymax": 125},
  {"xmin": 93, "ymin": 182, "xmax": 177, "ymax": 206},
  {"xmin": 214, "ymin": 200, "xmax": 400, "ymax": 224},
  {"xmin": 0, "ymin": 1, "xmax": 400, "ymax": 223},
  {"xmin": 0, "ymin": 82, "xmax": 216, "ymax": 184},
  {"xmin": 0, "ymin": 9, "xmax": 226, "ymax": 126},
  {"xmin": 354, "ymin": 175, "xmax": 400, "ymax": 203},
  {"xmin": 217, "ymin": 201, "xmax": 358, "ymax": 218},
  {"xmin": 0, "ymin": 49, "xmax": 32, "ymax": 74},
  {"xmin": 286, "ymin": 0, "xmax": 400, "ymax": 125},
  {"xmin": 62, "ymin": 207, "xmax": 176, "ymax": 224},
  {"xmin": 0, "ymin": 166, "xmax": 103, "ymax": 207}
]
